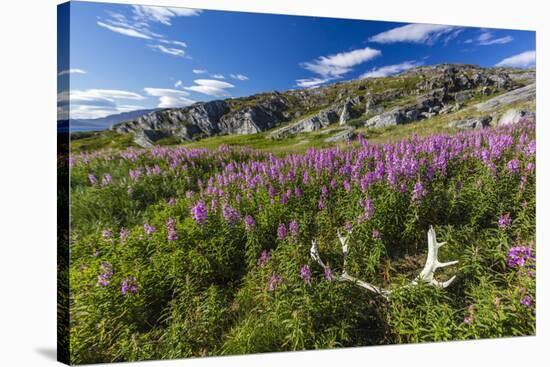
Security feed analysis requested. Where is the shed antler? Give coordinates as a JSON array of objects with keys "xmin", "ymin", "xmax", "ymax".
[
  {"xmin": 412, "ymin": 226, "xmax": 458, "ymax": 288},
  {"xmin": 310, "ymin": 226, "xmax": 458, "ymax": 298}
]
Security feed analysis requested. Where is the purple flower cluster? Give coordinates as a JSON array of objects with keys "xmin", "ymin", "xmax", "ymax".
[
  {"xmin": 121, "ymin": 275, "xmax": 138, "ymax": 295},
  {"xmin": 166, "ymin": 217, "xmax": 177, "ymax": 241},
  {"xmin": 191, "ymin": 201, "xmax": 208, "ymax": 224},
  {"xmin": 520, "ymin": 295, "xmax": 533, "ymax": 307},
  {"xmin": 300, "ymin": 264, "xmax": 311, "ymax": 285},
  {"xmin": 102, "ymin": 229, "xmax": 113, "ymax": 239},
  {"xmin": 412, "ymin": 181, "xmax": 426, "ymax": 204},
  {"xmin": 498, "ymin": 213, "xmax": 512, "ymax": 229},
  {"xmin": 101, "ymin": 173, "xmax": 112, "ymax": 186},
  {"xmin": 257, "ymin": 249, "xmax": 270, "ymax": 267},
  {"xmin": 222, "ymin": 203, "xmax": 240, "ymax": 223},
  {"xmin": 324, "ymin": 266, "xmax": 333, "ymax": 281},
  {"xmin": 507, "ymin": 246, "xmax": 534, "ymax": 268},
  {"xmin": 277, "ymin": 223, "xmax": 287, "ymax": 241},
  {"xmin": 143, "ymin": 223, "xmax": 156, "ymax": 235},
  {"xmin": 97, "ymin": 262, "xmax": 113, "ymax": 287},
  {"xmin": 289, "ymin": 220, "xmax": 299, "ymax": 239},
  {"xmin": 119, "ymin": 227, "xmax": 129, "ymax": 242},
  {"xmin": 268, "ymin": 272, "xmax": 283, "ymax": 291},
  {"xmin": 244, "ymin": 214, "xmax": 255, "ymax": 231},
  {"xmin": 88, "ymin": 174, "xmax": 98, "ymax": 185},
  {"xmin": 507, "ymin": 159, "xmax": 521, "ymax": 174}
]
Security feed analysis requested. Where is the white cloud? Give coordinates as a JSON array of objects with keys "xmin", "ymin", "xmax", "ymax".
[
  {"xmin": 369, "ymin": 24, "xmax": 458, "ymax": 44},
  {"xmin": 174, "ymin": 80, "xmax": 183, "ymax": 88},
  {"xmin": 183, "ymin": 79, "xmax": 235, "ymax": 97},
  {"xmin": 495, "ymin": 50, "xmax": 536, "ymax": 68},
  {"xmin": 58, "ymin": 68, "xmax": 87, "ymax": 76},
  {"xmin": 295, "ymin": 77, "xmax": 332, "ymax": 88},
  {"xmin": 59, "ymin": 88, "xmax": 146, "ymax": 119},
  {"xmin": 301, "ymin": 47, "xmax": 381, "ymax": 78},
  {"xmin": 360, "ymin": 60, "xmax": 422, "ymax": 78},
  {"xmin": 477, "ymin": 31, "xmax": 513, "ymax": 46},
  {"xmin": 171, "ymin": 40, "xmax": 187, "ymax": 48},
  {"xmin": 144, "ymin": 87, "xmax": 195, "ymax": 108},
  {"xmin": 97, "ymin": 20, "xmax": 153, "ymax": 39},
  {"xmin": 132, "ymin": 5, "xmax": 201, "ymax": 26},
  {"xmin": 97, "ymin": 8, "xmax": 197, "ymax": 57},
  {"xmin": 193, "ymin": 69, "xmax": 207, "ymax": 74},
  {"xmin": 149, "ymin": 44, "xmax": 186, "ymax": 57},
  {"xmin": 230, "ymin": 73, "xmax": 249, "ymax": 81},
  {"xmin": 211, "ymin": 74, "xmax": 225, "ymax": 79},
  {"xmin": 62, "ymin": 89, "xmax": 145, "ymax": 104},
  {"xmin": 70, "ymin": 104, "xmax": 146, "ymax": 119},
  {"xmin": 296, "ymin": 47, "xmax": 381, "ymax": 88},
  {"xmin": 158, "ymin": 39, "xmax": 187, "ymax": 48}
]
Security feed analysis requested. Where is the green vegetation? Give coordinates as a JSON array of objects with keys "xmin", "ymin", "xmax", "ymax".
[{"xmin": 68, "ymin": 120, "xmax": 535, "ymax": 363}]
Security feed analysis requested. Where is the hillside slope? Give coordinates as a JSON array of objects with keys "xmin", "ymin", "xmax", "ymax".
[{"xmin": 101, "ymin": 64, "xmax": 534, "ymax": 148}]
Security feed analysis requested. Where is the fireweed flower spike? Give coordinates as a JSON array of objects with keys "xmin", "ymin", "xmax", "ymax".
[
  {"xmin": 257, "ymin": 249, "xmax": 270, "ymax": 267},
  {"xmin": 119, "ymin": 227, "xmax": 129, "ymax": 242},
  {"xmin": 520, "ymin": 295, "xmax": 533, "ymax": 307},
  {"xmin": 277, "ymin": 223, "xmax": 287, "ymax": 240},
  {"xmin": 507, "ymin": 159, "xmax": 521, "ymax": 174},
  {"xmin": 121, "ymin": 276, "xmax": 139, "ymax": 295},
  {"xmin": 191, "ymin": 201, "xmax": 208, "ymax": 224},
  {"xmin": 166, "ymin": 218, "xmax": 177, "ymax": 241},
  {"xmin": 507, "ymin": 246, "xmax": 534, "ymax": 268},
  {"xmin": 324, "ymin": 266, "xmax": 333, "ymax": 281},
  {"xmin": 498, "ymin": 213, "xmax": 512, "ymax": 229},
  {"xmin": 88, "ymin": 174, "xmax": 98, "ymax": 185},
  {"xmin": 268, "ymin": 272, "xmax": 282, "ymax": 291},
  {"xmin": 289, "ymin": 220, "xmax": 299, "ymax": 239},
  {"xmin": 102, "ymin": 229, "xmax": 113, "ymax": 239},
  {"xmin": 97, "ymin": 262, "xmax": 113, "ymax": 287},
  {"xmin": 300, "ymin": 264, "xmax": 311, "ymax": 285},
  {"xmin": 143, "ymin": 223, "xmax": 156, "ymax": 235},
  {"xmin": 101, "ymin": 173, "xmax": 112, "ymax": 186},
  {"xmin": 244, "ymin": 215, "xmax": 255, "ymax": 231}
]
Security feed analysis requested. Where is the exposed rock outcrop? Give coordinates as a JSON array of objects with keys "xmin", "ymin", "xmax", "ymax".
[
  {"xmin": 475, "ymin": 83, "xmax": 536, "ymax": 112},
  {"xmin": 448, "ymin": 116, "xmax": 492, "ymax": 129},
  {"xmin": 364, "ymin": 88, "xmax": 449, "ymax": 128},
  {"xmin": 497, "ymin": 109, "xmax": 536, "ymax": 126},
  {"xmin": 218, "ymin": 93, "xmax": 290, "ymax": 134},
  {"xmin": 324, "ymin": 128, "xmax": 357, "ymax": 143},
  {"xmin": 269, "ymin": 97, "xmax": 360, "ymax": 138}
]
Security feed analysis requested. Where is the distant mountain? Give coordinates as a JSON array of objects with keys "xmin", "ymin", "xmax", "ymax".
[{"xmin": 68, "ymin": 109, "xmax": 159, "ymax": 132}]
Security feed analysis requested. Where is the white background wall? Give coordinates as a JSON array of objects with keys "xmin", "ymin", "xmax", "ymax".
[{"xmin": 0, "ymin": 0, "xmax": 546, "ymax": 366}]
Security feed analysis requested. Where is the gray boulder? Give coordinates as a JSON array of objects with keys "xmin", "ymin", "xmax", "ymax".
[
  {"xmin": 475, "ymin": 83, "xmax": 536, "ymax": 112},
  {"xmin": 324, "ymin": 129, "xmax": 357, "ymax": 143},
  {"xmin": 365, "ymin": 107, "xmax": 408, "ymax": 128},
  {"xmin": 497, "ymin": 109, "xmax": 536, "ymax": 126},
  {"xmin": 454, "ymin": 90, "xmax": 472, "ymax": 105},
  {"xmin": 269, "ymin": 108, "xmax": 339, "ymax": 139},
  {"xmin": 448, "ymin": 116, "xmax": 492, "ymax": 129},
  {"xmin": 133, "ymin": 129, "xmax": 173, "ymax": 148}
]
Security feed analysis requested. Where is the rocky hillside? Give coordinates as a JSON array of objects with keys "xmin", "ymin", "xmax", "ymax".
[{"xmin": 111, "ymin": 64, "xmax": 535, "ymax": 147}]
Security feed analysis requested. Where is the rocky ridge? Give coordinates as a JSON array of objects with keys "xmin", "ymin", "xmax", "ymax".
[{"xmin": 111, "ymin": 64, "xmax": 536, "ymax": 147}]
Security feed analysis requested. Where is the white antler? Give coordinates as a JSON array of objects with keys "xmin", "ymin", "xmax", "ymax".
[
  {"xmin": 311, "ymin": 228, "xmax": 391, "ymax": 298},
  {"xmin": 412, "ymin": 226, "xmax": 458, "ymax": 288},
  {"xmin": 310, "ymin": 226, "xmax": 458, "ymax": 298}
]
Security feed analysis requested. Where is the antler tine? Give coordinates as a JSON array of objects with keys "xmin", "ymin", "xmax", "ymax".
[
  {"xmin": 336, "ymin": 230, "xmax": 350, "ymax": 270},
  {"xmin": 310, "ymin": 239, "xmax": 326, "ymax": 269},
  {"xmin": 414, "ymin": 226, "xmax": 458, "ymax": 288}
]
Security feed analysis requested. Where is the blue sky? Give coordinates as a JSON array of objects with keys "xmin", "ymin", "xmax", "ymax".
[{"xmin": 58, "ymin": 1, "xmax": 535, "ymax": 120}]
